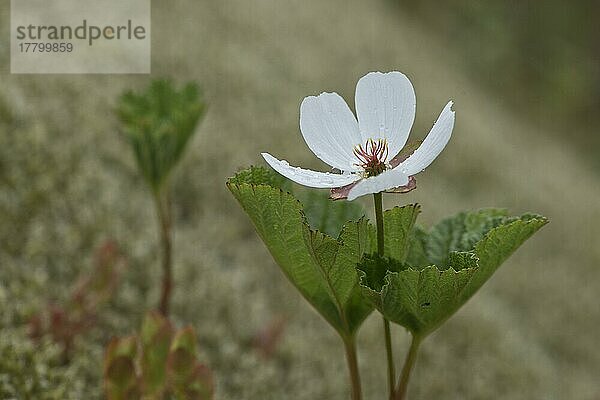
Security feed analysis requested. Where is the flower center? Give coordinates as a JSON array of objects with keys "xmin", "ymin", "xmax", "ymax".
[{"xmin": 353, "ymin": 138, "xmax": 389, "ymax": 177}]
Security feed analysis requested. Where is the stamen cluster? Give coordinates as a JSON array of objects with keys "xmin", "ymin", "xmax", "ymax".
[{"xmin": 353, "ymin": 138, "xmax": 389, "ymax": 177}]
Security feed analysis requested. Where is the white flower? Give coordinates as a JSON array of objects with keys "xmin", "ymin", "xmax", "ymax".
[{"xmin": 262, "ymin": 71, "xmax": 455, "ymax": 201}]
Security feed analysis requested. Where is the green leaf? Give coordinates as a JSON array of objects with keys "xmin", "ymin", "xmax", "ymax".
[
  {"xmin": 168, "ymin": 327, "xmax": 214, "ymax": 399},
  {"xmin": 183, "ymin": 364, "xmax": 214, "ymax": 400},
  {"xmin": 168, "ymin": 327, "xmax": 197, "ymax": 384},
  {"xmin": 171, "ymin": 364, "xmax": 214, "ymax": 400},
  {"xmin": 228, "ymin": 165, "xmax": 292, "ymax": 191},
  {"xmin": 169, "ymin": 327, "xmax": 214, "ymax": 400},
  {"xmin": 140, "ymin": 312, "xmax": 173, "ymax": 397},
  {"xmin": 359, "ymin": 253, "xmax": 478, "ymax": 336},
  {"xmin": 170, "ymin": 327, "xmax": 197, "ymax": 355},
  {"xmin": 356, "ymin": 254, "xmax": 407, "ymax": 310},
  {"xmin": 362, "ymin": 210, "xmax": 548, "ymax": 337},
  {"xmin": 382, "ymin": 204, "xmax": 421, "ymax": 262},
  {"xmin": 103, "ymin": 316, "xmax": 214, "ymax": 400},
  {"xmin": 118, "ymin": 79, "xmax": 207, "ymax": 191},
  {"xmin": 405, "ymin": 226, "xmax": 429, "ymax": 267},
  {"xmin": 304, "ymin": 218, "xmax": 374, "ymax": 331},
  {"xmin": 419, "ymin": 208, "xmax": 508, "ymax": 268},
  {"xmin": 104, "ymin": 336, "xmax": 139, "ymax": 400},
  {"xmin": 230, "ymin": 166, "xmax": 364, "ymax": 238},
  {"xmin": 168, "ymin": 349, "xmax": 195, "ymax": 381},
  {"xmin": 297, "ymin": 188, "xmax": 364, "ymax": 237},
  {"xmin": 227, "ymin": 167, "xmax": 373, "ymax": 337},
  {"xmin": 460, "ymin": 213, "xmax": 548, "ymax": 302}
]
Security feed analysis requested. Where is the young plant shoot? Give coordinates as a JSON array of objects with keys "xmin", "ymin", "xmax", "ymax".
[
  {"xmin": 118, "ymin": 80, "xmax": 206, "ymax": 316},
  {"xmin": 104, "ymin": 311, "xmax": 214, "ymax": 400},
  {"xmin": 228, "ymin": 71, "xmax": 547, "ymax": 400}
]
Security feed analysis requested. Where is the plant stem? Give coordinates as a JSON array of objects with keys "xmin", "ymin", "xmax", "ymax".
[
  {"xmin": 154, "ymin": 189, "xmax": 173, "ymax": 316},
  {"xmin": 343, "ymin": 337, "xmax": 362, "ymax": 400},
  {"xmin": 394, "ymin": 335, "xmax": 421, "ymax": 400},
  {"xmin": 373, "ymin": 192, "xmax": 396, "ymax": 399},
  {"xmin": 383, "ymin": 318, "xmax": 395, "ymax": 399},
  {"xmin": 373, "ymin": 193, "xmax": 385, "ymax": 256}
]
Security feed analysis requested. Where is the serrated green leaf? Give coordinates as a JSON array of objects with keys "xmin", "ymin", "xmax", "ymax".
[
  {"xmin": 420, "ymin": 208, "xmax": 508, "ymax": 268},
  {"xmin": 411, "ymin": 210, "xmax": 548, "ymax": 297},
  {"xmin": 363, "ymin": 211, "xmax": 548, "ymax": 337},
  {"xmin": 405, "ymin": 226, "xmax": 429, "ymax": 267},
  {"xmin": 230, "ymin": 166, "xmax": 364, "ymax": 238},
  {"xmin": 459, "ymin": 214, "xmax": 548, "ymax": 303},
  {"xmin": 356, "ymin": 254, "xmax": 407, "ymax": 310},
  {"xmin": 359, "ymin": 252, "xmax": 478, "ymax": 336},
  {"xmin": 382, "ymin": 204, "xmax": 421, "ymax": 262},
  {"xmin": 227, "ymin": 167, "xmax": 374, "ymax": 337},
  {"xmin": 304, "ymin": 218, "xmax": 374, "ymax": 328},
  {"xmin": 228, "ymin": 165, "xmax": 292, "ymax": 191},
  {"xmin": 118, "ymin": 79, "xmax": 206, "ymax": 191},
  {"xmin": 298, "ymin": 188, "xmax": 364, "ymax": 237}
]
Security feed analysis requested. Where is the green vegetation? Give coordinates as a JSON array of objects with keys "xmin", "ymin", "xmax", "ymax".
[
  {"xmin": 104, "ymin": 312, "xmax": 213, "ymax": 400},
  {"xmin": 228, "ymin": 166, "xmax": 373, "ymax": 337},
  {"xmin": 359, "ymin": 210, "xmax": 548, "ymax": 337},
  {"xmin": 229, "ymin": 168, "xmax": 546, "ymax": 398},
  {"xmin": 118, "ymin": 80, "xmax": 207, "ymax": 316}
]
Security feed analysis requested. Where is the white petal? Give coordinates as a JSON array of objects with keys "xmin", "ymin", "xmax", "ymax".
[
  {"xmin": 300, "ymin": 93, "xmax": 362, "ymax": 172},
  {"xmin": 262, "ymin": 153, "xmax": 361, "ymax": 189},
  {"xmin": 355, "ymin": 71, "xmax": 416, "ymax": 158},
  {"xmin": 346, "ymin": 167, "xmax": 409, "ymax": 201},
  {"xmin": 398, "ymin": 101, "xmax": 455, "ymax": 176}
]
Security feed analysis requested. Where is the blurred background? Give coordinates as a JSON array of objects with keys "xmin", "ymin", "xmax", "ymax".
[{"xmin": 1, "ymin": 0, "xmax": 599, "ymax": 398}]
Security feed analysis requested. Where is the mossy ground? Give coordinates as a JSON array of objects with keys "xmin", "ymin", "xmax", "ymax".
[{"xmin": 1, "ymin": 0, "xmax": 599, "ymax": 398}]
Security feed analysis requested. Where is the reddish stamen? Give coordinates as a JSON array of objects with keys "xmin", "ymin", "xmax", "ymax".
[{"xmin": 353, "ymin": 138, "xmax": 389, "ymax": 177}]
